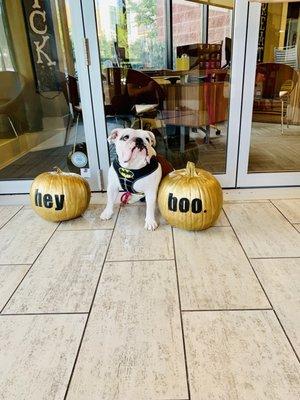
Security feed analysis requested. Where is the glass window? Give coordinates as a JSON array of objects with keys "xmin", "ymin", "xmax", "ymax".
[
  {"xmin": 96, "ymin": 0, "xmax": 166, "ymax": 70},
  {"xmin": 208, "ymin": 5, "xmax": 232, "ymax": 67},
  {"xmin": 168, "ymin": 0, "xmax": 233, "ymax": 173},
  {"xmin": 0, "ymin": 0, "xmax": 89, "ymax": 181},
  {"xmin": 97, "ymin": 0, "xmax": 234, "ymax": 175},
  {"xmin": 248, "ymin": 1, "xmax": 300, "ymax": 173},
  {"xmin": 0, "ymin": 2, "xmax": 14, "ymax": 71},
  {"xmin": 173, "ymin": 0, "xmax": 204, "ymax": 66}
]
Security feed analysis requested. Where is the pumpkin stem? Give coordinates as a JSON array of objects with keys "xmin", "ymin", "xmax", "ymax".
[
  {"xmin": 186, "ymin": 161, "xmax": 196, "ymax": 177},
  {"xmin": 53, "ymin": 166, "xmax": 63, "ymax": 174}
]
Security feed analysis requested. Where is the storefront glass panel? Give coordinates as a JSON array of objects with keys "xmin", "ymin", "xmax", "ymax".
[
  {"xmin": 0, "ymin": 0, "xmax": 89, "ymax": 181},
  {"xmin": 248, "ymin": 1, "xmax": 300, "ymax": 173},
  {"xmin": 96, "ymin": 0, "xmax": 235, "ymax": 176}
]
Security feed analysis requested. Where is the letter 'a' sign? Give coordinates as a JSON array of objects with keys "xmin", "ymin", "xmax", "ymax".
[{"xmin": 22, "ymin": 0, "xmax": 60, "ymax": 91}]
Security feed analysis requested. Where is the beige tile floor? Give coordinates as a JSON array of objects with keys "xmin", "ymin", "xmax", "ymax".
[{"xmin": 0, "ymin": 194, "xmax": 299, "ymax": 400}]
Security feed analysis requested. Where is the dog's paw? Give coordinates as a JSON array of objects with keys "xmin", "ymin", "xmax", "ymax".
[
  {"xmin": 145, "ymin": 218, "xmax": 158, "ymax": 231},
  {"xmin": 100, "ymin": 209, "xmax": 113, "ymax": 220}
]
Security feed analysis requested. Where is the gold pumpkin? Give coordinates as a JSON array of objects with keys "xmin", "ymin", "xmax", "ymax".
[
  {"xmin": 158, "ymin": 162, "xmax": 223, "ymax": 231},
  {"xmin": 30, "ymin": 168, "xmax": 91, "ymax": 222}
]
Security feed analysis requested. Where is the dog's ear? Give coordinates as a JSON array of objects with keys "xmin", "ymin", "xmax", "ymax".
[
  {"xmin": 108, "ymin": 128, "xmax": 121, "ymax": 143},
  {"xmin": 146, "ymin": 131, "xmax": 156, "ymax": 147}
]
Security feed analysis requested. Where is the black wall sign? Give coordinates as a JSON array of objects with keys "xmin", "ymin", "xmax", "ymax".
[
  {"xmin": 257, "ymin": 4, "xmax": 268, "ymax": 63},
  {"xmin": 22, "ymin": 0, "xmax": 60, "ymax": 92}
]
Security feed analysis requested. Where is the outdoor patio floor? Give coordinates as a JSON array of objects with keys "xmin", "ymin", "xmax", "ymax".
[{"xmin": 0, "ymin": 190, "xmax": 299, "ymax": 399}]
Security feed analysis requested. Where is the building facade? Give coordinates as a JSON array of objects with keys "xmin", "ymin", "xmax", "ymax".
[{"xmin": 0, "ymin": 0, "xmax": 299, "ymax": 194}]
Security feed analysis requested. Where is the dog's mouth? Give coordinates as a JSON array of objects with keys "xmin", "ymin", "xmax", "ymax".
[
  {"xmin": 135, "ymin": 139, "xmax": 147, "ymax": 152},
  {"xmin": 123, "ymin": 143, "xmax": 148, "ymax": 163}
]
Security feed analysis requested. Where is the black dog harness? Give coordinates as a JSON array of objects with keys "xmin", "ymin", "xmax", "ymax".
[{"xmin": 113, "ymin": 156, "xmax": 159, "ymax": 194}]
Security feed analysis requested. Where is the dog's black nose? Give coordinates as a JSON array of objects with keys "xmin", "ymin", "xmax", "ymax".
[
  {"xmin": 135, "ymin": 137, "xmax": 145, "ymax": 150},
  {"xmin": 135, "ymin": 137, "xmax": 143, "ymax": 146}
]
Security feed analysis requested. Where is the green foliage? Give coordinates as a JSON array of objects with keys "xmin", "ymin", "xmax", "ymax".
[
  {"xmin": 99, "ymin": 30, "xmax": 113, "ymax": 60},
  {"xmin": 116, "ymin": 9, "xmax": 128, "ymax": 49},
  {"xmin": 126, "ymin": 0, "xmax": 165, "ymax": 68},
  {"xmin": 127, "ymin": 0, "xmax": 157, "ymax": 29},
  {"xmin": 99, "ymin": 0, "xmax": 165, "ymax": 69}
]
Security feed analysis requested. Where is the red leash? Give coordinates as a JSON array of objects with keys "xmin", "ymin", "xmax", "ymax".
[{"xmin": 120, "ymin": 191, "xmax": 132, "ymax": 205}]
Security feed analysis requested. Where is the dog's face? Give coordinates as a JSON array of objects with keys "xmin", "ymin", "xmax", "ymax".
[{"xmin": 108, "ymin": 128, "xmax": 156, "ymax": 168}]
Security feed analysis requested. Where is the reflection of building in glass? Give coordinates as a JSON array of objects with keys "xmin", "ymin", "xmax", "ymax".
[
  {"xmin": 0, "ymin": 5, "xmax": 15, "ymax": 71},
  {"xmin": 97, "ymin": 0, "xmax": 232, "ymax": 69},
  {"xmin": 173, "ymin": 0, "xmax": 203, "ymax": 47},
  {"xmin": 208, "ymin": 6, "xmax": 232, "ymax": 44}
]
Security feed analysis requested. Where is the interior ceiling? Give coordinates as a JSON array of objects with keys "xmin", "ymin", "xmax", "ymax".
[
  {"xmin": 186, "ymin": 0, "xmax": 234, "ymax": 9},
  {"xmin": 187, "ymin": 0, "xmax": 299, "ymax": 8},
  {"xmin": 249, "ymin": 0, "xmax": 299, "ymax": 3}
]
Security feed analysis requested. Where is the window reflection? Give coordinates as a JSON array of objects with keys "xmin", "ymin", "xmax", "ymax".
[
  {"xmin": 0, "ymin": 0, "xmax": 89, "ymax": 180},
  {"xmin": 97, "ymin": 0, "xmax": 166, "ymax": 70},
  {"xmin": 97, "ymin": 0, "xmax": 234, "ymax": 175},
  {"xmin": 249, "ymin": 1, "xmax": 300, "ymax": 173}
]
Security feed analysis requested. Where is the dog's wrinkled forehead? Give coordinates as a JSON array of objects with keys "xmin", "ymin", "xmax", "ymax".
[{"xmin": 108, "ymin": 128, "xmax": 156, "ymax": 146}]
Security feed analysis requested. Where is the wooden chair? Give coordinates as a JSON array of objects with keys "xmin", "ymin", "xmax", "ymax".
[{"xmin": 58, "ymin": 73, "xmax": 82, "ymax": 145}]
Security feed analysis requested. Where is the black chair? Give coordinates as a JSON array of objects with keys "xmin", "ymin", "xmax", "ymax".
[
  {"xmin": 102, "ymin": 67, "xmax": 168, "ymax": 156},
  {"xmin": 102, "ymin": 67, "xmax": 165, "ymax": 128},
  {"xmin": 57, "ymin": 72, "xmax": 82, "ymax": 145},
  {"xmin": 222, "ymin": 37, "xmax": 232, "ymax": 68}
]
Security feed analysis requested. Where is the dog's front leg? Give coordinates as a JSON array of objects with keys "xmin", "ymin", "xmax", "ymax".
[
  {"xmin": 144, "ymin": 190, "xmax": 158, "ymax": 231},
  {"xmin": 100, "ymin": 183, "xmax": 119, "ymax": 220}
]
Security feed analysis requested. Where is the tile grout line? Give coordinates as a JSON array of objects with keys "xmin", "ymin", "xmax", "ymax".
[
  {"xmin": 0, "ymin": 205, "xmax": 24, "ymax": 230},
  {"xmin": 0, "ymin": 221, "xmax": 61, "ymax": 314},
  {"xmin": 265, "ymin": 197, "xmax": 300, "ymax": 201},
  {"xmin": 223, "ymin": 200, "xmax": 271, "ymax": 204},
  {"xmin": 58, "ymin": 228, "xmax": 114, "ymax": 231},
  {"xmin": 62, "ymin": 206, "xmax": 121, "ymax": 400},
  {"xmin": 222, "ymin": 207, "xmax": 300, "ymax": 364},
  {"xmin": 272, "ymin": 309, "xmax": 300, "ymax": 364},
  {"xmin": 269, "ymin": 200, "xmax": 300, "ymax": 234},
  {"xmin": 250, "ymin": 256, "xmax": 300, "ymax": 260},
  {"xmin": 56, "ymin": 205, "xmax": 120, "ymax": 232},
  {"xmin": 106, "ymin": 258, "xmax": 175, "ymax": 263},
  {"xmin": 182, "ymin": 308, "xmax": 273, "ymax": 313},
  {"xmin": 0, "ymin": 264, "xmax": 31, "ymax": 267},
  {"xmin": 224, "ymin": 197, "xmax": 300, "ymax": 203},
  {"xmin": 293, "ymin": 224, "xmax": 299, "ymax": 231},
  {"xmin": 0, "ymin": 312, "xmax": 89, "ymax": 316},
  {"xmin": 171, "ymin": 227, "xmax": 191, "ymax": 400},
  {"xmin": 223, "ymin": 207, "xmax": 274, "ymax": 310}
]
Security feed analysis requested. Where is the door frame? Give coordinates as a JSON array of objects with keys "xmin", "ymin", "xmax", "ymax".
[
  {"xmin": 219, "ymin": 0, "xmax": 249, "ymax": 187},
  {"xmin": 81, "ymin": 0, "xmax": 111, "ymax": 189},
  {"xmin": 0, "ymin": 0, "xmax": 101, "ymax": 194},
  {"xmin": 4, "ymin": 1, "xmax": 295, "ymax": 193},
  {"xmin": 237, "ymin": 1, "xmax": 300, "ymax": 188},
  {"xmin": 82, "ymin": 0, "xmax": 249, "ymax": 189}
]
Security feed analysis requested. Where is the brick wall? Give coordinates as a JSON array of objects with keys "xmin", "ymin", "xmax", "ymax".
[
  {"xmin": 208, "ymin": 7, "xmax": 232, "ymax": 44},
  {"xmin": 172, "ymin": 1, "xmax": 202, "ymax": 46},
  {"xmin": 157, "ymin": 2, "xmax": 232, "ymax": 52}
]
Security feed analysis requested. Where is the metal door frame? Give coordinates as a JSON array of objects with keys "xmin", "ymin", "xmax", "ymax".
[
  {"xmin": 83, "ymin": 0, "xmax": 249, "ymax": 189},
  {"xmin": 237, "ymin": 1, "xmax": 300, "ymax": 187}
]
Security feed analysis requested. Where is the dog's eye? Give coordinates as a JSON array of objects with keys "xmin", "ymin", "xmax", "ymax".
[
  {"xmin": 122, "ymin": 135, "xmax": 129, "ymax": 141},
  {"xmin": 146, "ymin": 138, "xmax": 150, "ymax": 143}
]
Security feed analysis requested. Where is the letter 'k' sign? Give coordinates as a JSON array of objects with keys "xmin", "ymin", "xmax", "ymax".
[{"xmin": 29, "ymin": 0, "xmax": 56, "ymax": 66}]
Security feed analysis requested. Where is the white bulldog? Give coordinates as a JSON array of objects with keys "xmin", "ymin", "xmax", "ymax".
[{"xmin": 100, "ymin": 128, "xmax": 162, "ymax": 230}]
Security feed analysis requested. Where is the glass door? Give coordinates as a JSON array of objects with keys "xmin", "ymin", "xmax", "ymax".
[
  {"xmin": 86, "ymin": 0, "xmax": 249, "ymax": 188},
  {"xmin": 0, "ymin": 0, "xmax": 101, "ymax": 194},
  {"xmin": 237, "ymin": 1, "xmax": 300, "ymax": 187}
]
